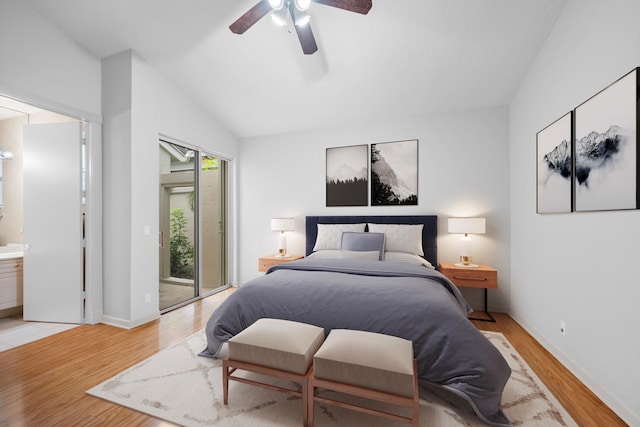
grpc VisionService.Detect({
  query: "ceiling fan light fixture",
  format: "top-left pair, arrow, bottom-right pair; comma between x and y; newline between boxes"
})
270,8 -> 288,26
294,11 -> 310,26
294,0 -> 311,11
268,0 -> 285,10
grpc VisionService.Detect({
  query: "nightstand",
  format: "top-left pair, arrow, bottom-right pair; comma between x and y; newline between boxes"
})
258,254 -> 304,272
438,262 -> 497,322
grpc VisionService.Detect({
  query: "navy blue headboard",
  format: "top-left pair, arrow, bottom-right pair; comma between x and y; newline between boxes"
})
305,215 -> 438,267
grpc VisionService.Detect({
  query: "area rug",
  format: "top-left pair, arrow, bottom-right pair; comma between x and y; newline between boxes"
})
87,330 -> 577,427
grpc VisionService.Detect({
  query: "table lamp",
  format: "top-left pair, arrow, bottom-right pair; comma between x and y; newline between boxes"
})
447,217 -> 486,267
271,218 -> 295,257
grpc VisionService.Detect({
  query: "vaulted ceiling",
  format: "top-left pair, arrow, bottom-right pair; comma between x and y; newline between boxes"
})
25,0 -> 567,138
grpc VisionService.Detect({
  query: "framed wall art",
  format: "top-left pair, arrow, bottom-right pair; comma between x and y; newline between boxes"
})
536,111 -> 573,213
371,139 -> 418,206
573,67 -> 639,212
326,144 -> 368,207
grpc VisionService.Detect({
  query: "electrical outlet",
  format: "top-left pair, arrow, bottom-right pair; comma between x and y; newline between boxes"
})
560,320 -> 566,336
144,292 -> 151,304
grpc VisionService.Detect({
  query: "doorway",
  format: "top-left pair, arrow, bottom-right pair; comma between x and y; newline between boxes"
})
0,94 -> 100,326
158,139 -> 228,312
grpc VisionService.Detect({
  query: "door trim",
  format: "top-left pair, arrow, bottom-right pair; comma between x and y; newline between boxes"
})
0,88 -> 103,324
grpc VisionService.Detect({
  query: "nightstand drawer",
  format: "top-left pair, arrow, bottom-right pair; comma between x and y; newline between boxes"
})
438,263 -> 497,289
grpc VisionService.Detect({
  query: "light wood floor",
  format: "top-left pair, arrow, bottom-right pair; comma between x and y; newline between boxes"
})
0,289 -> 627,427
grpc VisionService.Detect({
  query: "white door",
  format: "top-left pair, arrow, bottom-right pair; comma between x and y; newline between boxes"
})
22,122 -> 83,323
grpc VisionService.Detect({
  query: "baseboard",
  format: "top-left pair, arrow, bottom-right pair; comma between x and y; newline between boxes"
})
0,305 -> 23,318
508,311 -> 639,427
84,308 -> 103,325
101,312 -> 160,330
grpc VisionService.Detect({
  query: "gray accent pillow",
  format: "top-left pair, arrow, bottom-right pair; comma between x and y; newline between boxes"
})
340,232 -> 385,261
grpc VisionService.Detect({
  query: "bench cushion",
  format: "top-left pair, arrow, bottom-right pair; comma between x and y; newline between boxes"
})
313,329 -> 415,397
228,318 -> 325,375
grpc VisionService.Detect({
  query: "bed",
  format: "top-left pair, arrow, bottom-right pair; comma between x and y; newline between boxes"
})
201,215 -> 511,426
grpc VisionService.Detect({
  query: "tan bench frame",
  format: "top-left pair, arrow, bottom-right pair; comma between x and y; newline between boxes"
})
223,357 -> 311,426
307,359 -> 420,427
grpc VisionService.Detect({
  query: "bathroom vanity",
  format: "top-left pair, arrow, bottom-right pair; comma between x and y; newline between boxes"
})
0,250 -> 23,316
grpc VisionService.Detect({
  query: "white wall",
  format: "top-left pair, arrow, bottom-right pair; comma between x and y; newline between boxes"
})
101,51 -> 133,324
0,0 -> 100,115
102,50 -> 240,327
238,106 -> 511,312
509,1 -> 640,424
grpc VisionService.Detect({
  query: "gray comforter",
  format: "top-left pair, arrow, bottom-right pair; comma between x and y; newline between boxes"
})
201,258 -> 511,426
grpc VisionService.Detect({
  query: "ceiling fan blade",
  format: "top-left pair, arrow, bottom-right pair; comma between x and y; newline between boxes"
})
312,0 -> 372,15
229,0 -> 272,34
294,22 -> 318,55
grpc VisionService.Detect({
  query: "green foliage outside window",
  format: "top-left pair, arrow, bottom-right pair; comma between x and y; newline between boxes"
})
170,208 -> 194,279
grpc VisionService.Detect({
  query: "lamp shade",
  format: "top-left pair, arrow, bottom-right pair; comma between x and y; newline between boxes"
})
448,218 -> 486,235
271,218 -> 295,232
295,0 -> 311,10
268,0 -> 285,10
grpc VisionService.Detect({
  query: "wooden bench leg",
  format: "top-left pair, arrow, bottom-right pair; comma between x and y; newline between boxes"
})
307,377 -> 315,427
302,373 -> 309,427
222,357 -> 229,405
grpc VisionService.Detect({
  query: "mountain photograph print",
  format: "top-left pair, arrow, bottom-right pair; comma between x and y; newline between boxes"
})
537,112 -> 573,213
326,144 -> 368,206
371,139 -> 418,206
574,67 -> 639,212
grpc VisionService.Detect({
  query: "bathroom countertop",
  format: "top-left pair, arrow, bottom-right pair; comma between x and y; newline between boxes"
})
0,244 -> 23,260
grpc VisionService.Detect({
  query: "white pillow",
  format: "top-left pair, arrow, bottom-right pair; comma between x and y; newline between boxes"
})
384,251 -> 434,269
367,223 -> 424,256
312,223 -> 366,251
338,250 -> 380,260
306,250 -> 341,259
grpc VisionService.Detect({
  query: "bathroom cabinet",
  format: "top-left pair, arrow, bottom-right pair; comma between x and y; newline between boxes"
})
0,257 -> 23,311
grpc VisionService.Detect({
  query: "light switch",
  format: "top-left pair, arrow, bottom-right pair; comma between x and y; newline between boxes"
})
144,225 -> 150,235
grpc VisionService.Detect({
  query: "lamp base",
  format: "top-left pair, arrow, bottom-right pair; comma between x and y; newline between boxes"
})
456,255 -> 478,268
276,233 -> 287,257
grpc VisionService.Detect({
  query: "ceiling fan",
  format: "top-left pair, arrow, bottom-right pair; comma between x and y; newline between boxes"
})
229,0 -> 372,55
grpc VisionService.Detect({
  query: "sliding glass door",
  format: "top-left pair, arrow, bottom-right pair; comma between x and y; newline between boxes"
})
199,154 -> 227,294
159,140 -> 228,312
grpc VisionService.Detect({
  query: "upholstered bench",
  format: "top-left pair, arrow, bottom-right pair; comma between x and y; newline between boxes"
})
223,318 -> 325,426
308,329 -> 419,427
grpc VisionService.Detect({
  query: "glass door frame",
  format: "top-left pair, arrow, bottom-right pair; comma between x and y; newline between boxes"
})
159,136 -> 230,313
198,153 -> 228,297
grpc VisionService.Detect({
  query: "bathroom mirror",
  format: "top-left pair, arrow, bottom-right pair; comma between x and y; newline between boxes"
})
1,102 -> 31,209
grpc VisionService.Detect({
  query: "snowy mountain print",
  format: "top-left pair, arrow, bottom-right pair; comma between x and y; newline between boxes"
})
371,140 -> 418,205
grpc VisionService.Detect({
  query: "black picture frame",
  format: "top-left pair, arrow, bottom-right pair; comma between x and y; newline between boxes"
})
573,67 -> 640,212
536,111 -> 573,213
325,144 -> 368,207
371,139 -> 418,206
